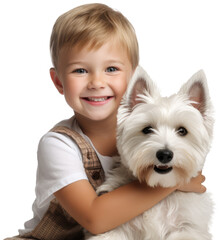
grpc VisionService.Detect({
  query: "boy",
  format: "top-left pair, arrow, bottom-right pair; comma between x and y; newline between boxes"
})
6,3 -> 206,240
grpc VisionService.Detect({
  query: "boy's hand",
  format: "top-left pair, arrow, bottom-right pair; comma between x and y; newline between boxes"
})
177,171 -> 206,193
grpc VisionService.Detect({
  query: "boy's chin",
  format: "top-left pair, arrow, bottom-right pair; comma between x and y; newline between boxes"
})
75,112 -> 116,123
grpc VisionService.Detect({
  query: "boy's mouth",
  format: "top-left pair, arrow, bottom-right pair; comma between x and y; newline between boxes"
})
82,96 -> 113,102
81,96 -> 114,105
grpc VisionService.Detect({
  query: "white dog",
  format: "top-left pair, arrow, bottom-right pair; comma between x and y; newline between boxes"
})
86,67 -> 214,240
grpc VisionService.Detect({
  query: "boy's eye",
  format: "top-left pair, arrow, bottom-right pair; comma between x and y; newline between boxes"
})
73,68 -> 87,74
106,66 -> 118,72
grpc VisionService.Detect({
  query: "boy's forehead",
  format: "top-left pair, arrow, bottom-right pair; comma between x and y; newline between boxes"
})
60,40 -> 130,63
64,37 -> 122,52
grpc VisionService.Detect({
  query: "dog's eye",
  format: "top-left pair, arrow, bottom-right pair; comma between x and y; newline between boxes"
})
177,127 -> 188,136
142,126 -> 153,134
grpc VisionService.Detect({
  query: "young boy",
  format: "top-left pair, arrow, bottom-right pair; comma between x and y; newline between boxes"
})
7,3 -> 206,240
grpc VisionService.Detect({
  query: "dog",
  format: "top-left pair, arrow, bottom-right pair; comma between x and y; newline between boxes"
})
86,66 -> 214,240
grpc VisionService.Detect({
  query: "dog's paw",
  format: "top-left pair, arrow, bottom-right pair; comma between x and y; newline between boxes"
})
96,184 -> 114,195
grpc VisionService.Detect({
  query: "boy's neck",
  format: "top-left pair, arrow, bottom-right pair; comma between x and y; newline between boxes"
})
75,113 -> 118,156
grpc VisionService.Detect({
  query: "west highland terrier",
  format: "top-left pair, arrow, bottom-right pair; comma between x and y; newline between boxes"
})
86,66 -> 214,240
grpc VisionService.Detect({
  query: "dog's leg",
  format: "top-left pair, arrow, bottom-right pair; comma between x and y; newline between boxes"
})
166,230 -> 212,240
96,163 -> 134,195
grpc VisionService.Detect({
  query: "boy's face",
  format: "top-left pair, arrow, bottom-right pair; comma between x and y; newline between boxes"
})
50,41 -> 133,123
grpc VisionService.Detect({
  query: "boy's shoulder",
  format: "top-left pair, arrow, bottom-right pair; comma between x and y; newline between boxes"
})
38,115 -> 82,155
55,116 -> 75,129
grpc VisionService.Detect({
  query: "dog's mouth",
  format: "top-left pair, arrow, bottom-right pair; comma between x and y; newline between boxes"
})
154,165 -> 173,174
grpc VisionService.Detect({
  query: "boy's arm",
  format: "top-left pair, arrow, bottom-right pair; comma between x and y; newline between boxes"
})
54,172 -> 205,234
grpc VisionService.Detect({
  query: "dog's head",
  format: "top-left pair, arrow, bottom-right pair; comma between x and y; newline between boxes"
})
117,66 -> 214,187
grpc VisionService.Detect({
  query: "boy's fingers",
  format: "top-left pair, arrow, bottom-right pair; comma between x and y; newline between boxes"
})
201,175 -> 206,183
200,185 -> 207,193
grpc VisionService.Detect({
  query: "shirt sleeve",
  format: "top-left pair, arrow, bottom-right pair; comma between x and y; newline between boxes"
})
35,131 -> 88,207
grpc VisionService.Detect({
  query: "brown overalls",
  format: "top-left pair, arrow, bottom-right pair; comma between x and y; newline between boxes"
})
5,126 -> 105,240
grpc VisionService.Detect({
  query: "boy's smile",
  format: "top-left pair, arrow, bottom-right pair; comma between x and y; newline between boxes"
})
81,96 -> 113,106
50,40 -> 133,123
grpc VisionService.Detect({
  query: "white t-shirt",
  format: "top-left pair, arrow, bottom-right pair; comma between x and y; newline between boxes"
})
19,116 -> 115,235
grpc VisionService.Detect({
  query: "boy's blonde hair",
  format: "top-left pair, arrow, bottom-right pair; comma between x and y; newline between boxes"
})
50,3 -> 139,70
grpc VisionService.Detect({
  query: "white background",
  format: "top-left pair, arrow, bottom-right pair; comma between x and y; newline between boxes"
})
0,0 -> 218,238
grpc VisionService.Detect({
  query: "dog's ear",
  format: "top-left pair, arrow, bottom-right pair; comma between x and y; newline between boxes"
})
127,66 -> 160,109
178,70 -> 211,116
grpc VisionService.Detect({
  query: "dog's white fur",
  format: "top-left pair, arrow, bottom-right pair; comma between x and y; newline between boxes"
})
86,67 -> 214,240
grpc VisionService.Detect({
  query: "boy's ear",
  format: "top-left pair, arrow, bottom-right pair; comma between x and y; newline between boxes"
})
50,68 -> 64,95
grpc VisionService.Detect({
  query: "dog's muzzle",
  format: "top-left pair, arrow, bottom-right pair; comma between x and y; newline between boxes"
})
154,149 -> 173,174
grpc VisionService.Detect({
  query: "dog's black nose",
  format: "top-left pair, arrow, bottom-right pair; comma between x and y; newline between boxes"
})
156,149 -> 173,163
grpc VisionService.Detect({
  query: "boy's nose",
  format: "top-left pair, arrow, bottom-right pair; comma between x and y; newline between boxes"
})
87,74 -> 106,89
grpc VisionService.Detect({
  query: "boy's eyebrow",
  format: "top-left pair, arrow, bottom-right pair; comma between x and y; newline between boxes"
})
66,59 -> 125,67
104,59 -> 125,66
66,61 -> 85,67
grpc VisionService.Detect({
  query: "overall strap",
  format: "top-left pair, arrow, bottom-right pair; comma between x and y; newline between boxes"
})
4,125 -> 106,240
50,125 -> 105,190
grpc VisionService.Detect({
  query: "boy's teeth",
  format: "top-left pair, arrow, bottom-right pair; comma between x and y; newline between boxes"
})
87,97 -> 108,102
